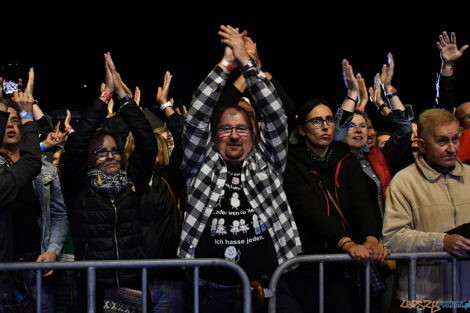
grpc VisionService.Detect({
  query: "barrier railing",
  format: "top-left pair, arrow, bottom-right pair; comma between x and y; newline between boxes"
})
268,252 -> 470,313
0,258 -> 252,313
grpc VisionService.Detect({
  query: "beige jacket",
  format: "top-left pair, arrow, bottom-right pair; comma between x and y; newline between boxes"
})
383,155 -> 470,301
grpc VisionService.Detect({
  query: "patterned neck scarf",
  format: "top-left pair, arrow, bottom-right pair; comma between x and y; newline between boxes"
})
87,168 -> 132,198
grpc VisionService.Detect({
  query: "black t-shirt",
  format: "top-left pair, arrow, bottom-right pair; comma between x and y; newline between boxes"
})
196,163 -> 278,285
11,182 -> 41,258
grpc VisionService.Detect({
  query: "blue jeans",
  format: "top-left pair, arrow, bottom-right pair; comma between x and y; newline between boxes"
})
149,280 -> 188,313
15,270 -> 55,313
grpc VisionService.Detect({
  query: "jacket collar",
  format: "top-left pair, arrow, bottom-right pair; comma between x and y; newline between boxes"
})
416,154 -> 465,182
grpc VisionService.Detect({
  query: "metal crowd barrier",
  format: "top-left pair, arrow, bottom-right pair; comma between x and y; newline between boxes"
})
0,258 -> 252,313
268,252 -> 470,313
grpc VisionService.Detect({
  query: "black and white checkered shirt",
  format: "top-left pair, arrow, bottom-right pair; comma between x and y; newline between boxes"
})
177,65 -> 302,264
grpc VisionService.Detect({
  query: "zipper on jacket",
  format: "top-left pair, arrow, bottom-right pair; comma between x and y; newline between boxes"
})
444,176 -> 458,226
110,198 -> 121,288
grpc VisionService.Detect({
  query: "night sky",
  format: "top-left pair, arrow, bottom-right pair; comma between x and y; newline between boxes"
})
2,3 -> 470,128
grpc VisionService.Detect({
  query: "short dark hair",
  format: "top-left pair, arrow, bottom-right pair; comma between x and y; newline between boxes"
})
210,103 -> 254,136
296,98 -> 332,126
88,128 -> 126,168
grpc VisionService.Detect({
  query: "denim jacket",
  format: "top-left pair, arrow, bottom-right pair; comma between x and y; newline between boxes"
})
0,155 -> 69,256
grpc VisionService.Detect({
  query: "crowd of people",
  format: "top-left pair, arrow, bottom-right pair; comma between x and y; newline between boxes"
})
1,26 -> 470,313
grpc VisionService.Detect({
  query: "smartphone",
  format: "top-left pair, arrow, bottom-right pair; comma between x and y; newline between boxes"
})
1,63 -> 20,95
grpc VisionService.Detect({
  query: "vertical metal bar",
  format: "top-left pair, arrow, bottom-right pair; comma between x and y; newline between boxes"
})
194,266 -> 199,313
364,262 -> 370,313
452,258 -> 457,313
408,258 -> 416,301
319,262 -> 324,313
242,276 -> 251,313
142,268 -> 148,313
36,270 -> 42,313
88,267 -> 96,313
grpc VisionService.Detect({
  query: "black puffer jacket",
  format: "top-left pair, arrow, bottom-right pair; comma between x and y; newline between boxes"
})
61,99 -> 156,288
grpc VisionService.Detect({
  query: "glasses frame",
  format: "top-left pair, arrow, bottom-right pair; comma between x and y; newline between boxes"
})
306,116 -> 337,129
216,125 -> 252,137
92,148 -> 123,161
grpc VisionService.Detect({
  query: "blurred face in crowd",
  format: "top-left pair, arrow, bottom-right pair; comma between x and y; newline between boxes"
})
345,114 -> 368,154
366,117 -> 376,149
92,135 -> 122,174
411,122 -> 419,150
52,150 -> 62,168
376,134 -> 391,148
419,121 -> 460,170
214,107 -> 254,165
299,104 -> 334,155
2,107 -> 22,149
455,102 -> 470,129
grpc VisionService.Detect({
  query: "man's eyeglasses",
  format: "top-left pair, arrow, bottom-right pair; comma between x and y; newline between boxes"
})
216,125 -> 251,137
306,116 -> 336,128
92,148 -> 123,161
8,117 -> 21,126
347,122 -> 368,129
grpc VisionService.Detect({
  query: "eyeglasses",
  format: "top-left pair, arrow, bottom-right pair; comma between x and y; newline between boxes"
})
8,117 -> 21,126
216,125 -> 251,137
347,122 -> 368,129
306,116 -> 336,128
92,148 -> 123,161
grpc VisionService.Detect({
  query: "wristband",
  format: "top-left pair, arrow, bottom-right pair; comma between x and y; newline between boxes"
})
219,59 -> 236,72
160,101 -> 173,111
378,103 -> 389,111
100,92 -> 113,101
442,64 -> 454,72
40,142 -> 47,151
345,95 -> 358,105
118,95 -> 132,105
240,59 -> 257,73
385,91 -> 398,100
65,125 -> 73,131
354,106 -> 365,112
20,112 -> 34,119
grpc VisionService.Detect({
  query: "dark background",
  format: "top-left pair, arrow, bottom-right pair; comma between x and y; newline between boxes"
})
2,2 -> 470,128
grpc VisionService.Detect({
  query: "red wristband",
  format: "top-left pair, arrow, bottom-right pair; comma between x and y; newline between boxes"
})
442,64 -> 454,72
388,87 -> 397,94
355,106 -> 365,112
219,59 -> 236,72
100,92 -> 113,101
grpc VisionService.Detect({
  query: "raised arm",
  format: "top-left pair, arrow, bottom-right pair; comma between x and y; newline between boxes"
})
61,53 -> 114,193
435,31 -> 468,111
219,25 -> 288,172
378,53 -> 412,168
105,53 -> 156,194
182,30 -> 234,180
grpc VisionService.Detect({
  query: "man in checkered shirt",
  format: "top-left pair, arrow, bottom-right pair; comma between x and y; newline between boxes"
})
177,25 -> 302,312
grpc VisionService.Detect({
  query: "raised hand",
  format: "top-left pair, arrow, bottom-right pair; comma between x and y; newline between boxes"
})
357,73 -> 368,109
64,109 -> 73,131
218,25 -> 250,66
103,53 -> 115,95
134,86 -> 141,106
24,67 -> 35,98
12,90 -> 34,114
342,59 -> 359,93
437,31 -> 469,64
156,71 -> 173,105
243,36 -> 261,66
380,53 -> 395,91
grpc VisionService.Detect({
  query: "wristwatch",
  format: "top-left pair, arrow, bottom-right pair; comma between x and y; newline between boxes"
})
160,101 -> 173,111
240,59 -> 257,72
